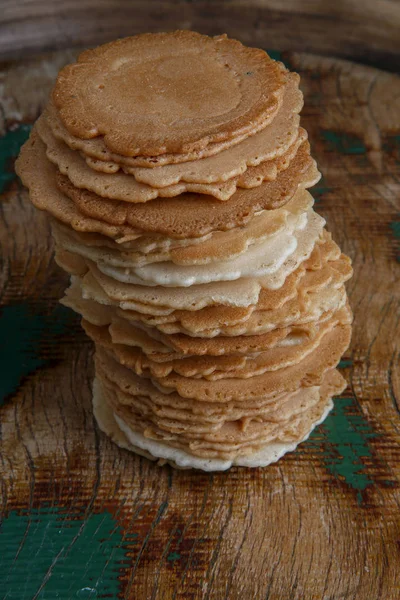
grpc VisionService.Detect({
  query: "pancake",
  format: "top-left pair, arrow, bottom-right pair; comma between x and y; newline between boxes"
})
17,131 -> 320,240
62,278 -> 298,356
93,210 -> 310,287
92,322 -> 351,406
47,101 -> 277,169
98,363 -> 320,425
15,133 -> 141,241
101,372 -> 321,433
52,31 -> 287,157
92,368 -> 346,466
51,188 -> 314,267
46,71 -> 302,174
95,348 -> 347,421
115,238 -> 351,336
58,211 -> 324,314
61,261 -> 351,357
207,284 -> 348,338
113,389 -> 332,457
56,140 -> 320,238
108,317 -> 312,358
60,233 -> 351,340
103,369 -> 339,442
38,114 -> 307,202
91,372 -> 340,469
82,304 -> 351,380
146,322 -> 351,402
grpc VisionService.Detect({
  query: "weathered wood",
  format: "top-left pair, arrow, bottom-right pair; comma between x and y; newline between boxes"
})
1,1 -> 400,71
0,49 -> 399,599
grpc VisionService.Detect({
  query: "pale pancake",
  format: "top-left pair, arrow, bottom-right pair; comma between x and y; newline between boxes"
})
51,188 -> 314,267
94,211 -> 310,287
60,232 -> 351,336
119,244 -> 351,336
203,285 -> 348,338
61,268 -> 351,358
62,280 -> 297,356
53,32 -> 287,156
108,268 -> 303,329
92,375 -> 338,470
38,114 -> 307,202
92,368 -> 345,464
63,212 -> 324,312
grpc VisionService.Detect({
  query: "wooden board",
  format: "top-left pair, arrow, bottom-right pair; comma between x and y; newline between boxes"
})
1,0 -> 400,71
0,48 -> 399,599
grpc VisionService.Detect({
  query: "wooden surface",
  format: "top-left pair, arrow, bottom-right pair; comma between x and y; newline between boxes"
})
0,48 -> 400,599
2,0 -> 400,71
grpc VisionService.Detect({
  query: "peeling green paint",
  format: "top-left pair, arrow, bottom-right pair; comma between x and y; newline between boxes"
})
0,303 -> 78,404
321,130 -> 367,154
390,220 -> 400,262
0,125 -> 31,193
338,358 -> 353,369
167,551 -> 181,562
0,507 -> 127,599
267,49 -> 291,70
308,396 -> 377,503
308,91 -> 322,104
312,176 -> 333,203
383,134 -> 400,157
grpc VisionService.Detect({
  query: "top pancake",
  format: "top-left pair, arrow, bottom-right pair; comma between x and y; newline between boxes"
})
46,71 -> 302,179
52,31 -> 287,157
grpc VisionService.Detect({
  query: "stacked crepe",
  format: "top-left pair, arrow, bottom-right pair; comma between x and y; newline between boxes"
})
16,31 -> 353,470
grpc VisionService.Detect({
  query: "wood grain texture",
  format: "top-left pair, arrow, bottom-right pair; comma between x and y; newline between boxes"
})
1,0 -> 400,71
0,48 -> 399,599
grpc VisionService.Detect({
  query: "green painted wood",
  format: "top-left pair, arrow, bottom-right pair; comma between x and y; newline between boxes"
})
1,508 -> 128,599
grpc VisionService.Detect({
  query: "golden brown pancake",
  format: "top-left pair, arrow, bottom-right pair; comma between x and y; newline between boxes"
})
56,141 -> 319,237
38,114 -> 307,202
82,304 -> 351,380
46,71 -> 301,171
51,188 -> 313,267
53,31 -> 287,157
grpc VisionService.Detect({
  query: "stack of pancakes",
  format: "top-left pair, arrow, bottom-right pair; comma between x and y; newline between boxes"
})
16,31 -> 353,470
